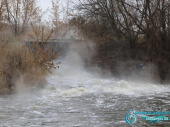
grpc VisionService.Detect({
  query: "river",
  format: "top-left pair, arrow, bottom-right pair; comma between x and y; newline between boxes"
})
0,47 -> 170,127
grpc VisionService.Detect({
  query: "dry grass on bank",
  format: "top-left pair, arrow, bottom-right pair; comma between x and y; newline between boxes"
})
0,1 -> 60,94
0,32 -> 60,94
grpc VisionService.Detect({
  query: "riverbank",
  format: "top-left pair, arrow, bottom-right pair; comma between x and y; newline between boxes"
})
83,40 -> 170,84
0,40 -> 59,94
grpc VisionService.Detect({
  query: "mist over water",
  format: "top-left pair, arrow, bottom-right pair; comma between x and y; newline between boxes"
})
48,43 -> 170,96
0,42 -> 170,126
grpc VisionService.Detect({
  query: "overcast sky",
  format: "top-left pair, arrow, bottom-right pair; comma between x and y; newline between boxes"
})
37,0 -> 52,21
37,0 -> 69,21
38,0 -> 52,12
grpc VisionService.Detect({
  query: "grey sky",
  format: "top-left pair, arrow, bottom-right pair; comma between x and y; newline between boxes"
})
37,0 -> 68,21
38,0 -> 52,12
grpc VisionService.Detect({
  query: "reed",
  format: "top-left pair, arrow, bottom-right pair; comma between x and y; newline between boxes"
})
0,24 -> 60,94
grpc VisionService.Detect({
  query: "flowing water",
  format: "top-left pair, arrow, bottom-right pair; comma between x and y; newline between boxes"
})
0,48 -> 170,127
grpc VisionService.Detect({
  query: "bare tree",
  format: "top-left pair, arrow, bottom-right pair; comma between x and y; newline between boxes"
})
73,0 -> 170,81
0,1 -> 4,30
4,0 -> 41,35
118,0 -> 170,80
51,0 -> 60,27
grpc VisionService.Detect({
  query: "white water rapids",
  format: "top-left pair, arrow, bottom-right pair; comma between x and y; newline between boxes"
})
0,46 -> 170,127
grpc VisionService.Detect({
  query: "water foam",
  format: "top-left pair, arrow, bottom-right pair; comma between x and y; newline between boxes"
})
46,44 -> 170,97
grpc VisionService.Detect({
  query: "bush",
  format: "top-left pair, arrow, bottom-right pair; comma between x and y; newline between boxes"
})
0,37 -> 60,94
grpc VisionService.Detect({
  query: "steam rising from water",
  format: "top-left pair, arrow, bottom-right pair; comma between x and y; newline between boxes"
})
1,41 -> 170,127
46,43 -> 170,97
